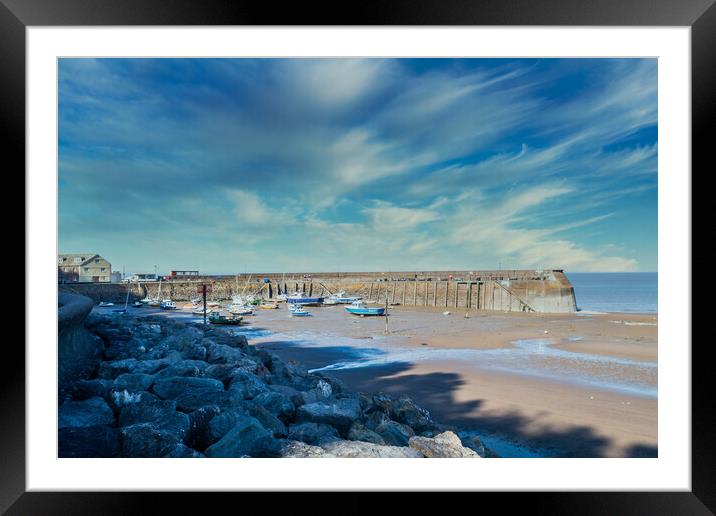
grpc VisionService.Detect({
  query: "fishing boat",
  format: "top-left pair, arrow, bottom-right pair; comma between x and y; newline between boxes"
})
160,299 -> 178,310
322,297 -> 339,305
192,306 -> 206,315
139,296 -> 153,304
289,306 -> 311,317
276,293 -> 288,302
132,301 -> 144,308
286,292 -> 324,306
208,311 -> 243,325
228,304 -> 254,316
344,300 -> 386,316
259,302 -> 279,309
327,291 -> 362,304
98,301 -> 114,307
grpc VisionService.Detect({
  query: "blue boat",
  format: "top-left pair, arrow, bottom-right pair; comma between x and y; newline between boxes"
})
344,300 -> 386,316
286,292 -> 324,306
290,306 -> 312,317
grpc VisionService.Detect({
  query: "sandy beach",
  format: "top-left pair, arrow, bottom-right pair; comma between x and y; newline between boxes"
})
103,302 -> 658,457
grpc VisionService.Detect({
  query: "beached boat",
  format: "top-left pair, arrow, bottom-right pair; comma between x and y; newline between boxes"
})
289,306 -> 311,317
286,292 -> 324,306
98,301 -> 114,307
322,298 -> 339,305
192,306 -> 207,315
132,301 -> 144,308
228,304 -> 254,315
160,299 -> 178,310
208,311 -> 243,325
276,293 -> 288,302
327,291 -> 362,304
344,300 -> 386,316
259,302 -> 279,309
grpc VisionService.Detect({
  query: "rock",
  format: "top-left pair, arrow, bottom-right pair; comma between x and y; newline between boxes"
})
287,422 -> 340,445
277,440 -> 335,458
162,327 -> 206,361
108,389 -> 158,413
113,373 -> 155,393
162,443 -> 205,458
391,396 -> 433,431
131,358 -> 174,375
203,364 -> 239,384
320,440 -> 423,458
186,405 -> 221,451
298,380 -> 333,405
228,370 -> 269,400
71,379 -> 111,401
120,423 -> 186,458
250,405 -> 288,438
296,398 -> 361,434
371,392 -> 393,414
59,397 -> 115,428
153,360 -> 207,379
152,377 -> 225,399
98,358 -> 138,379
152,377 -> 227,412
408,431 -> 480,458
207,408 -> 252,444
250,392 -> 295,422
59,425 -> 120,457
375,420 -> 415,447
364,409 -> 391,431
347,422 -> 386,445
207,343 -> 246,365
205,416 -> 278,457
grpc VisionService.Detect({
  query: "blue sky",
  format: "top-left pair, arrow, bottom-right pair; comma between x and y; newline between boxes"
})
58,58 -> 657,274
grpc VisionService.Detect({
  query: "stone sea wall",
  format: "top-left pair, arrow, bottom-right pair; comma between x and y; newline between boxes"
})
58,299 -> 494,458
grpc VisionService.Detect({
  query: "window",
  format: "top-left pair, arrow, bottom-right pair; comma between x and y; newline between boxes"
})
84,268 -> 89,272
101,268 -> 106,272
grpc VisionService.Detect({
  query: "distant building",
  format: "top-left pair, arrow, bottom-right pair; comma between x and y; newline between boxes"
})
111,271 -> 123,283
58,253 -> 112,283
167,270 -> 199,280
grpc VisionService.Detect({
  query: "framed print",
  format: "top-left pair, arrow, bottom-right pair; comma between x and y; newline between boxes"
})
6,0 -> 708,512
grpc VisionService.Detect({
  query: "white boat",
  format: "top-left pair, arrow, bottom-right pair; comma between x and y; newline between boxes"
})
98,301 -> 114,307
228,304 -> 254,315
192,306 -> 207,315
160,299 -> 178,310
276,293 -> 288,301
327,291 -> 362,304
290,306 -> 311,317
344,300 -> 386,316
322,298 -> 339,305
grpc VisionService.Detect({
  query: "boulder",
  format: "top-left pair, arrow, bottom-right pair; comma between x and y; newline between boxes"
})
228,371 -> 269,400
347,422 -> 386,445
98,358 -> 139,380
153,360 -> 207,379
120,423 -> 186,458
207,408 -> 252,444
371,392 -> 394,414
287,422 -> 339,445
364,409 -> 391,431
277,440 -> 335,458
117,397 -> 189,443
391,396 -> 433,431
375,420 -> 415,447
162,443 -> 205,458
58,425 -> 120,458
152,376 -> 227,412
320,440 -> 423,458
59,397 -> 115,429
187,405 -> 221,451
71,379 -> 111,401
297,380 -> 333,405
113,373 -> 155,393
107,389 -> 158,413
296,398 -> 361,434
203,364 -> 239,384
250,405 -> 288,438
204,416 -> 278,458
250,392 -> 295,422
206,343 -> 246,365
408,431 -> 480,458
162,327 -> 206,360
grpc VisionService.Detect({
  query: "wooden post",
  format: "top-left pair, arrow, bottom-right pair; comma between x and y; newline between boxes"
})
433,281 -> 437,306
309,283 -> 313,296
268,283 -> 273,299
454,283 -> 459,308
391,281 -> 396,304
402,281 -> 407,305
202,284 -> 207,325
375,282 -> 382,303
412,280 -> 417,306
368,283 -> 373,301
445,281 -> 449,307
423,281 -> 428,306
284,282 -> 288,294
467,282 -> 472,308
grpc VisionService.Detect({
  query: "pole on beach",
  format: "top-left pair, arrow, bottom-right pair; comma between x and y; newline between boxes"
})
384,295 -> 389,334
202,284 -> 207,325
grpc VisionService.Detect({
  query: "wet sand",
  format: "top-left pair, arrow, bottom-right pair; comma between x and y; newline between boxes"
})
102,303 -> 658,457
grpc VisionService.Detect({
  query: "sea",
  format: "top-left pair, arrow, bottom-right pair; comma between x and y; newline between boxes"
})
568,272 -> 657,314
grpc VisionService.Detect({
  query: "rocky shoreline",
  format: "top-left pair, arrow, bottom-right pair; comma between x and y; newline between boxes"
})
59,302 -> 493,458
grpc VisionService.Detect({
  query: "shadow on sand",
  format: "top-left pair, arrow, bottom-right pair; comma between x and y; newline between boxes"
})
255,340 -> 657,458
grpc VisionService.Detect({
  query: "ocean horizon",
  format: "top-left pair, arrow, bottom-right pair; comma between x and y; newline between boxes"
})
568,272 -> 657,313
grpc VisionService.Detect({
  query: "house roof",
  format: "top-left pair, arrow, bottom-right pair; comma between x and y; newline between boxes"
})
58,253 -> 103,266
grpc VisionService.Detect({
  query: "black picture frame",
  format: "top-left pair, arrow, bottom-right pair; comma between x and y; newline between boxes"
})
5,0 -> 707,512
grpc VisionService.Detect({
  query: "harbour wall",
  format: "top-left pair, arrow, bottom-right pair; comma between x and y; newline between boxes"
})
60,269 -> 577,313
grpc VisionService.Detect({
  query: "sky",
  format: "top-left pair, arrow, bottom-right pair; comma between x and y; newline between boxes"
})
58,58 -> 657,275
